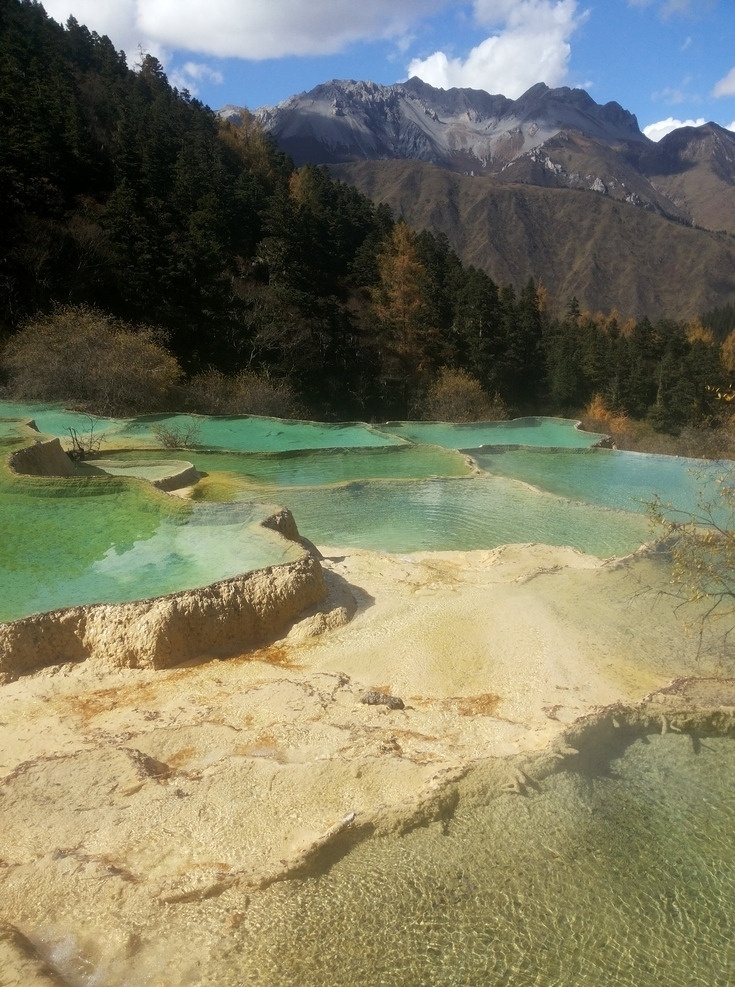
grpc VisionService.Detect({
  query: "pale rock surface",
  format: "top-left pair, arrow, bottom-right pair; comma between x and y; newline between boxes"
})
0,541 -> 730,985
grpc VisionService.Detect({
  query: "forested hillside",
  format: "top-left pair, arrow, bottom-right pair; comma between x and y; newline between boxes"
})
1,0 -> 735,435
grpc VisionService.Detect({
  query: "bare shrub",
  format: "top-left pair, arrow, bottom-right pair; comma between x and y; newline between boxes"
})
66,415 -> 103,460
151,421 -> 202,449
186,368 -> 300,418
1,305 -> 182,416
419,367 -> 508,422
649,465 -> 735,642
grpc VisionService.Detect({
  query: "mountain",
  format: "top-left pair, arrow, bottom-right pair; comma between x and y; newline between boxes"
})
243,78 -> 735,229
328,158 -> 735,321
639,122 -> 735,234
246,77 -> 643,170
219,79 -> 735,318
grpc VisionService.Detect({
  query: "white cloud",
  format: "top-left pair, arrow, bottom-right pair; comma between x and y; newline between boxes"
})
406,0 -> 584,97
40,0 -> 448,59
643,116 -> 706,141
41,0 -> 156,58
713,67 -> 735,98
169,62 -> 224,96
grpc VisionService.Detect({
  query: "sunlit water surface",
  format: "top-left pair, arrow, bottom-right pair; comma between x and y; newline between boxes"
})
0,402 -> 727,619
219,732 -> 735,987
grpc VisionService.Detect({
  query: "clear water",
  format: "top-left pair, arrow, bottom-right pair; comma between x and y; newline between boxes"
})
250,476 -> 652,556
104,448 -> 651,555
0,469 -> 299,623
475,446 -> 726,519
381,416 -> 606,449
224,731 -> 735,987
0,401 -> 727,620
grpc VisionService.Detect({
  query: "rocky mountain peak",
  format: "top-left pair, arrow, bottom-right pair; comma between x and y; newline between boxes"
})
244,77 -> 650,175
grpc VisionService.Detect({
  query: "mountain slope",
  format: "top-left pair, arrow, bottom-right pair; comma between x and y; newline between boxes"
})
221,77 -> 735,316
245,77 -> 735,234
640,122 -> 735,233
330,159 -> 735,320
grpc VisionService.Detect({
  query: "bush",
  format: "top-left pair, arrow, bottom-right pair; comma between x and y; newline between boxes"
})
649,465 -> 735,642
151,422 -> 202,449
1,305 -> 182,415
419,367 -> 508,422
185,368 -> 301,418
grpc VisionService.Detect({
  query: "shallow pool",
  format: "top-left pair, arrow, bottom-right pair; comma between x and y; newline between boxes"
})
0,402 -> 727,620
0,469 -> 300,623
230,730 -> 735,986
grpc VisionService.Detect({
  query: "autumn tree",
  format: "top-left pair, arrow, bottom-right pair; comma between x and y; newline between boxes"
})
372,221 -> 443,412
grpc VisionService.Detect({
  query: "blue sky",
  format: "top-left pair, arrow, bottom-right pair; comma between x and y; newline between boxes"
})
40,0 -> 735,140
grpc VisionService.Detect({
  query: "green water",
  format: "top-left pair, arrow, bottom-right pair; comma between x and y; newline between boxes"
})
0,468 -> 299,623
0,401 -> 728,620
251,476 -> 652,556
225,731 -> 735,987
381,416 -> 606,449
475,446 -> 725,519
0,402 -> 406,451
0,404 -> 606,452
106,448 -> 650,555
113,444 -> 473,489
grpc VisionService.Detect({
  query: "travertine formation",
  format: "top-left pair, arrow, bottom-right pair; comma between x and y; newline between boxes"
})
2,429 -> 733,986
8,437 -> 76,477
0,542 -> 731,986
0,549 -> 330,684
2,439 -> 342,683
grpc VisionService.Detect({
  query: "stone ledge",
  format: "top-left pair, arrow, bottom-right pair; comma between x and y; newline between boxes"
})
0,512 -> 331,684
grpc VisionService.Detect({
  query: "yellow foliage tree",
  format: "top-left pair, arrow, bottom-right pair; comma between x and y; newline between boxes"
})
373,221 -> 430,351
720,328 -> 735,379
420,367 -> 508,422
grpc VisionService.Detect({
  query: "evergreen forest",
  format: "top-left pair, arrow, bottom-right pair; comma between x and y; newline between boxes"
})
2,0 -> 735,439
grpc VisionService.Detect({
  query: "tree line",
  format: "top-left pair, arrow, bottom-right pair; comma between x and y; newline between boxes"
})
1,0 -> 735,429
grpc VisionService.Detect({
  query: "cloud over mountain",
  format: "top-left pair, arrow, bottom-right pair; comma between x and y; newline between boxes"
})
407,0 -> 585,97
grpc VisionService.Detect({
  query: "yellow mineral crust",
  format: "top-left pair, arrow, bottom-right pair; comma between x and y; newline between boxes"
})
0,540 -> 729,985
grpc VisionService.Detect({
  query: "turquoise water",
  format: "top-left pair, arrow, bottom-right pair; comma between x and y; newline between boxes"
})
227,730 -> 735,987
381,416 -> 607,449
0,402 -> 405,451
0,401 -> 728,620
474,446 -> 726,519
0,403 -> 606,452
0,471 -> 299,622
104,447 -> 652,555
252,476 -> 652,556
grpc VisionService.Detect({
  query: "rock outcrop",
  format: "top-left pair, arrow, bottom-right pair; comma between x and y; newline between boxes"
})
0,547 -> 328,684
8,437 -> 75,477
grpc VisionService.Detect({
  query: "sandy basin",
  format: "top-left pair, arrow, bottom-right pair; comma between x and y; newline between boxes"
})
0,540 -> 733,985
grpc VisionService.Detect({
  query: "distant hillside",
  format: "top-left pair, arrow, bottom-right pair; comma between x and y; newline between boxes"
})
639,123 -> 735,235
329,159 -> 735,320
245,77 -> 735,235
220,78 -> 735,318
